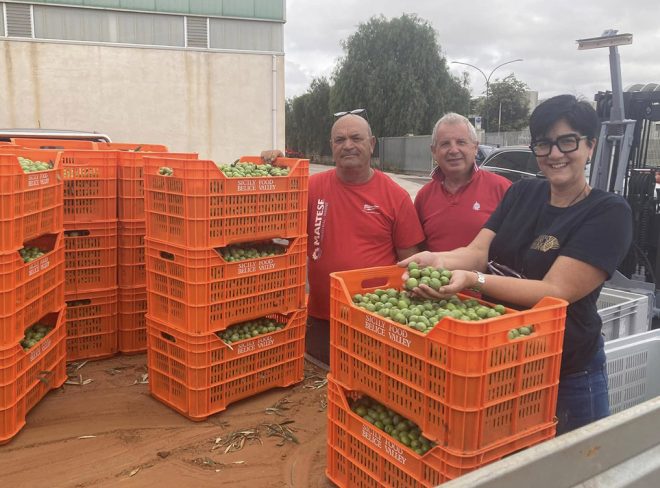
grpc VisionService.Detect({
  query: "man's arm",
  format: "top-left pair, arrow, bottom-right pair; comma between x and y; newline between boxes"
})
395,245 -> 421,261
260,150 -> 284,163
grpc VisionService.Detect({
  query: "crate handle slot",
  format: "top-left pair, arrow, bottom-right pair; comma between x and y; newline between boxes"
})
159,251 -> 175,261
161,332 -> 176,343
64,230 -> 91,237
361,276 -> 390,289
66,299 -> 92,307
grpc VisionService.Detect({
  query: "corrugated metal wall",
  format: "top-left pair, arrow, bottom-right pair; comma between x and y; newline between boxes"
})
6,0 -> 285,20
33,5 -> 185,46
2,2 -> 284,52
209,17 -> 282,52
0,5 -> 5,37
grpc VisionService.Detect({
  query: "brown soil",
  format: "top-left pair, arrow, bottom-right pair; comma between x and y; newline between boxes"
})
0,355 -> 333,488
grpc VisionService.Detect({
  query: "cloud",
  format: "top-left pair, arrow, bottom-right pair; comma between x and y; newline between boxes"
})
284,0 -> 660,101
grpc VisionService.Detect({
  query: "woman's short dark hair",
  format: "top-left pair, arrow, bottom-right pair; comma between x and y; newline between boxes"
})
529,94 -> 599,142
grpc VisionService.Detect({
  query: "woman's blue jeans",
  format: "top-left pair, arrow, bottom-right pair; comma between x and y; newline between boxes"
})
556,336 -> 609,435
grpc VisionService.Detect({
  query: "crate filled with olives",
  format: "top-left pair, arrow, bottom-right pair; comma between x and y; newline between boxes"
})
330,265 -> 567,453
143,155 -> 308,248
145,237 -> 306,334
146,309 -> 306,421
0,233 -> 65,348
0,309 -> 67,445
0,149 -> 63,250
326,375 -> 556,488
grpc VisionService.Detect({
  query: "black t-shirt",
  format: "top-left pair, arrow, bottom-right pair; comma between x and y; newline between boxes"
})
485,179 -> 632,375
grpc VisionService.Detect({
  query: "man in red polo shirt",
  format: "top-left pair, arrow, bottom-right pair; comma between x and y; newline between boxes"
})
261,114 -> 424,369
415,113 -> 511,251
305,113 -> 424,367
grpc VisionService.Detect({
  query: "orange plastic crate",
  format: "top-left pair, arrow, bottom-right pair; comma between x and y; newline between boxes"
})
326,376 -> 555,488
145,236 -> 306,334
143,156 -> 308,248
65,288 -> 118,361
117,220 -> 146,287
61,149 -> 118,224
330,266 -> 566,453
64,221 -> 118,294
0,233 -> 65,348
0,149 -> 63,250
0,309 -> 67,445
118,286 -> 147,354
10,138 -> 97,150
96,142 -> 169,152
147,309 -> 305,420
117,152 -> 197,221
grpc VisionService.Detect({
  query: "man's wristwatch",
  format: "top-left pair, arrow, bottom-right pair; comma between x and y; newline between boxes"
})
472,271 -> 486,291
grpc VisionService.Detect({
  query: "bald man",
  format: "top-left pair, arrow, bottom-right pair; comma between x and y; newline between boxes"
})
304,114 -> 424,368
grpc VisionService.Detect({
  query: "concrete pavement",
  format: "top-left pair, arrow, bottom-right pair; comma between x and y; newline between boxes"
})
309,163 -> 430,199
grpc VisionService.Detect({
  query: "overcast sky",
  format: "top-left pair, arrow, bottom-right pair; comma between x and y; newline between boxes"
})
284,0 -> 660,102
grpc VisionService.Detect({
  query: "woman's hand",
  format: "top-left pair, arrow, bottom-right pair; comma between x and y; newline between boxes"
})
398,251 -> 444,270
411,270 -> 478,299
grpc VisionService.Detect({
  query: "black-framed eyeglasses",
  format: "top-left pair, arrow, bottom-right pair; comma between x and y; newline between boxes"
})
529,134 -> 587,157
333,108 -> 369,122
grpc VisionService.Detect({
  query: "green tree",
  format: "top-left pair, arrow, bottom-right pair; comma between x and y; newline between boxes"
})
330,14 -> 470,137
473,74 -> 529,132
285,77 -> 332,156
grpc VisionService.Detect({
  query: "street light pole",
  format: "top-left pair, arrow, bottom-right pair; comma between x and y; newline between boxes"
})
451,58 -> 523,143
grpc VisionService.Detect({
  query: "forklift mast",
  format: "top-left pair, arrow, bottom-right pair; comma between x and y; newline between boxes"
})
594,83 -> 660,288
580,31 -> 660,301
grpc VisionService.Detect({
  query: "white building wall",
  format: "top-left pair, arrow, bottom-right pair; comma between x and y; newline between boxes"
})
0,39 -> 285,161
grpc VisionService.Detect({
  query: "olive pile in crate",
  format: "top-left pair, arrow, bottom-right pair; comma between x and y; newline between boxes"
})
350,395 -> 436,455
218,241 -> 286,262
216,161 -> 290,177
158,166 -> 174,176
21,323 -> 54,351
352,289 -> 506,333
216,317 -> 286,344
19,246 -> 47,263
18,156 -> 54,173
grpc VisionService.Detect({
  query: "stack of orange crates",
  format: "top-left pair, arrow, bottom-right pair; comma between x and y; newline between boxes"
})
326,266 -> 568,487
114,146 -> 198,354
60,148 -> 119,361
143,155 -> 309,420
0,148 -> 66,444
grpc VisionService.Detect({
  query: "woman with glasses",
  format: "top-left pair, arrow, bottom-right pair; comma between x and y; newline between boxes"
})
401,94 -> 632,434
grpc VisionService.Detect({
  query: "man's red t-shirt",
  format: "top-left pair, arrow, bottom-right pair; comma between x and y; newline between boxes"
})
414,168 -> 511,251
308,169 -> 425,320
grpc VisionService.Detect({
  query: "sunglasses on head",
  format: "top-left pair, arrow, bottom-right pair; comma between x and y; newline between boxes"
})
333,108 -> 369,122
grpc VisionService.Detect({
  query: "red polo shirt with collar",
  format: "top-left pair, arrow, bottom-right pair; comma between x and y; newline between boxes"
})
414,167 -> 511,251
307,169 -> 425,320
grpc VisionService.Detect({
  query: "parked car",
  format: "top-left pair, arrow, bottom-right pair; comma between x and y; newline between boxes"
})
479,146 -> 541,182
481,145 -> 594,183
476,144 -> 497,165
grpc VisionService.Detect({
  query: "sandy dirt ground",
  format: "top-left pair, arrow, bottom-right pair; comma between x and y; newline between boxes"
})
0,354 -> 333,488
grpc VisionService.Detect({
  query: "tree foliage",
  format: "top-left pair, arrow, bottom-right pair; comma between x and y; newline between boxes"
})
285,77 -> 332,157
330,14 -> 470,138
473,74 -> 530,132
